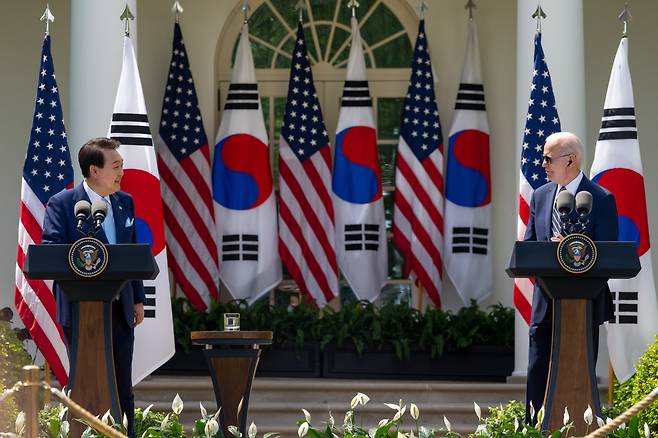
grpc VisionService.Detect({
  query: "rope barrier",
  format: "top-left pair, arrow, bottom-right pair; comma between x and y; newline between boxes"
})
585,386 -> 658,438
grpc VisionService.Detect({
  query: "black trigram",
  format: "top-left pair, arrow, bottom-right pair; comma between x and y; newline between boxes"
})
611,291 -> 638,324
110,113 -> 153,147
222,234 -> 259,261
598,107 -> 637,141
144,286 -> 156,319
340,81 -> 372,108
345,224 -> 379,251
454,83 -> 486,111
224,83 -> 259,110
452,227 -> 488,254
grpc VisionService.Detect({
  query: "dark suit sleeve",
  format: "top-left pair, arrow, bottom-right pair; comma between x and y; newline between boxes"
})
523,193 -> 538,242
594,192 -> 619,242
42,195 -> 69,244
126,196 -> 146,305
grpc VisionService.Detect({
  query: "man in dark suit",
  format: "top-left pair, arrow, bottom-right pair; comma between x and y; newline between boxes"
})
42,137 -> 144,437
523,132 -> 618,423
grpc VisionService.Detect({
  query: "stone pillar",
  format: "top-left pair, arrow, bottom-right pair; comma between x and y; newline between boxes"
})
69,0 -> 137,183
513,0 -> 588,380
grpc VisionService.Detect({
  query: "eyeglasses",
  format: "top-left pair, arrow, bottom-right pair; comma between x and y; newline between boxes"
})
542,153 -> 572,165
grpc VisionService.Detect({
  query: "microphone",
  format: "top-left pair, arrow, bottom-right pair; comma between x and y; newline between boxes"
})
575,191 -> 593,217
74,200 -> 91,230
556,190 -> 574,217
91,200 -> 108,230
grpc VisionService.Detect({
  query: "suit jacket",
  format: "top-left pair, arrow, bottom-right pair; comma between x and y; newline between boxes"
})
42,183 -> 145,327
524,174 -> 618,325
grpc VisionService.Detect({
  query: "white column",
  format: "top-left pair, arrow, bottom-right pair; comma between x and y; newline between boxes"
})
69,0 -> 137,183
513,0 -> 588,380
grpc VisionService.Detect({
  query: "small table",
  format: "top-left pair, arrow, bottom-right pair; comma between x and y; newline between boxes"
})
191,331 -> 272,437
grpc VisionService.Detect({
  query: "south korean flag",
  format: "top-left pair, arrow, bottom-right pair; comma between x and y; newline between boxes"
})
590,36 -> 658,383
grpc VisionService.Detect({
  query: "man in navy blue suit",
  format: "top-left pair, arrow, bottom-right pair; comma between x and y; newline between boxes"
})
523,132 -> 618,423
42,137 -> 144,437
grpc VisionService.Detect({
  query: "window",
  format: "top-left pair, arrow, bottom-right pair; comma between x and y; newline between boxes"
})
216,0 -> 422,305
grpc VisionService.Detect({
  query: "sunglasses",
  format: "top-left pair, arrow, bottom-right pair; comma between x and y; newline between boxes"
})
542,153 -> 572,165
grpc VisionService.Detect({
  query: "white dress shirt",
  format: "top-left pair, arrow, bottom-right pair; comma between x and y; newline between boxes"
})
83,181 -> 116,244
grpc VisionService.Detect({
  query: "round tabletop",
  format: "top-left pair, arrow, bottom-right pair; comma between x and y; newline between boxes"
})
191,330 -> 273,346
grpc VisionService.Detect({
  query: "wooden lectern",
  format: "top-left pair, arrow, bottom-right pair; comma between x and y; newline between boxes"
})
23,243 -> 157,436
192,331 -> 272,437
507,241 -> 639,435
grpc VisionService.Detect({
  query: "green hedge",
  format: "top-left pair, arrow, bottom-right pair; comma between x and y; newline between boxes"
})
172,298 -> 514,360
0,320 -> 32,432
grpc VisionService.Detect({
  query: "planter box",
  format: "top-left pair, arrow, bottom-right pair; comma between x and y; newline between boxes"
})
256,344 -> 321,378
154,343 -> 322,378
322,343 -> 513,381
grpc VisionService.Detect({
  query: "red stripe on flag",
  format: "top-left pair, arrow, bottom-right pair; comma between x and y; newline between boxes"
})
162,202 -> 218,299
301,150 -> 334,225
279,159 -> 338,273
20,202 -> 43,245
158,157 -> 218,264
513,284 -> 531,324
179,150 -> 214,213
422,154 -> 444,195
397,157 -> 444,235
166,253 -> 209,310
278,239 -> 312,302
14,289 -> 68,384
279,200 -> 335,302
518,194 -> 530,224
16,246 -> 58,317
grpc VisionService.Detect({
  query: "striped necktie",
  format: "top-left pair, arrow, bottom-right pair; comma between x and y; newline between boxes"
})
552,186 -> 566,237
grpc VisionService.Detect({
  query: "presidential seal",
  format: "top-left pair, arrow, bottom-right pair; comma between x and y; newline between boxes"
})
68,237 -> 109,278
557,233 -> 597,274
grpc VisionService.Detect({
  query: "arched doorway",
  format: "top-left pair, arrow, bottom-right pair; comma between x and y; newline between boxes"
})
215,0 -> 422,303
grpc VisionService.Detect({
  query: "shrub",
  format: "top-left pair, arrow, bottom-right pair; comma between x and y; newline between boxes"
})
614,335 -> 658,430
0,320 -> 32,432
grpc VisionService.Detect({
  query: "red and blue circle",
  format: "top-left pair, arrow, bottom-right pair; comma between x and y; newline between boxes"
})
446,129 -> 491,207
332,126 -> 382,204
593,168 -> 650,256
212,134 -> 273,210
121,169 -> 166,255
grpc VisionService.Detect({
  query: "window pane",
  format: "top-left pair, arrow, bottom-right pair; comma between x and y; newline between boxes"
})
251,38 -> 275,69
261,96 -> 271,137
329,27 -> 350,64
250,4 -> 288,48
274,97 -> 287,140
378,143 -> 396,187
315,25 -> 332,61
383,190 -> 394,230
269,0 -> 298,29
274,37 -> 295,69
311,0 -> 337,22
388,243 -> 406,280
271,141 -> 280,190
377,98 -> 404,140
372,35 -> 413,68
360,3 -> 403,46
303,24 -> 321,63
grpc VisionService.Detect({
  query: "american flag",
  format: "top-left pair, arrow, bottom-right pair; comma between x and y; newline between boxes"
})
15,35 -> 73,385
156,23 -> 218,311
514,32 -> 561,323
278,23 -> 338,305
392,20 -> 444,306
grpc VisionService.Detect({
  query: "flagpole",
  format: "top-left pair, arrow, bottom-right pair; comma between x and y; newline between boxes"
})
531,2 -> 546,33
464,0 -> 475,20
120,4 -> 135,37
40,4 -> 55,35
172,0 -> 183,24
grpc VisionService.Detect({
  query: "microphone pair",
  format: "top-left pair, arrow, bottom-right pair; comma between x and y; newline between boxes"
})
74,200 -> 109,233
555,190 -> 593,234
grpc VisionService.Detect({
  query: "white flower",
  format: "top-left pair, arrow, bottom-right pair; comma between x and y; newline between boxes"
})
619,422 -> 626,430
378,419 -> 389,427
583,405 -> 593,426
213,407 -> 222,420
205,418 -> 220,438
102,409 -> 114,425
393,410 -> 402,422
248,422 -> 258,438
123,413 -> 128,430
302,409 -> 312,423
15,411 -> 25,434
200,402 -> 208,418
397,431 -> 407,438
142,404 -> 153,420
228,425 -> 242,437
328,411 -> 335,428
473,402 -> 482,421
60,420 -> 69,436
172,393 -> 184,415
58,406 -> 68,421
606,417 -> 614,425
537,406 -> 545,425
350,392 -> 370,408
644,422 -> 651,438
385,403 -> 400,411
443,416 -> 451,433
344,410 -> 353,425
596,416 -> 605,428
475,424 -> 488,435
298,422 -> 309,437
529,401 -> 535,419
160,413 -> 170,430
563,406 -> 570,425
514,417 -> 519,432
410,403 -> 419,420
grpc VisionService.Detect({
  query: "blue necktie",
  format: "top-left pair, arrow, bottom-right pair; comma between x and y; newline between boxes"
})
551,186 -> 566,237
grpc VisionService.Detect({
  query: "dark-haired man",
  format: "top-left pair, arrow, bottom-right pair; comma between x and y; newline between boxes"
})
42,137 -> 144,437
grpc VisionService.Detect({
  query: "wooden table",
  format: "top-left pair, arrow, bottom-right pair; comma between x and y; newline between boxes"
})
191,331 -> 272,437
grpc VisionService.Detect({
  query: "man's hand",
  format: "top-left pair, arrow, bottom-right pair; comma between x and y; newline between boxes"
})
134,303 -> 145,326
550,233 -> 565,242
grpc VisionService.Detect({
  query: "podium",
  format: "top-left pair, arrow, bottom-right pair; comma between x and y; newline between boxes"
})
191,331 -> 272,438
507,241 -> 639,435
23,243 -> 157,434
